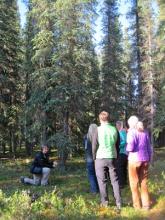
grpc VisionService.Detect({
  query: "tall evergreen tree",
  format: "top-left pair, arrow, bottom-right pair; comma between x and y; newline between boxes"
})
128,0 -> 156,138
22,0 -> 37,154
0,0 -> 22,156
122,30 -> 136,120
154,0 -> 165,136
24,0 -> 55,145
53,0 -> 99,129
23,0 -> 99,165
127,0 -> 141,110
137,1 -> 156,141
52,0 -> 99,166
100,0 -> 125,121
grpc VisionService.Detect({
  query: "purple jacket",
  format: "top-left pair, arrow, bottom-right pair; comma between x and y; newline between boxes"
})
126,128 -> 152,162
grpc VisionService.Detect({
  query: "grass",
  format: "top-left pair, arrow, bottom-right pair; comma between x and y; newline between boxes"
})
0,148 -> 165,219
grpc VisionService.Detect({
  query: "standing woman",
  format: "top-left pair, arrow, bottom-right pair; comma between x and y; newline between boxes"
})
84,124 -> 99,193
116,121 -> 128,188
127,117 -> 153,210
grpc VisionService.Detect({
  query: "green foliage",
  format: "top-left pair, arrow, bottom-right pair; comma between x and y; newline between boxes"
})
0,147 -> 165,219
154,0 -> 165,134
121,31 -> 137,119
137,0 -> 156,131
23,0 -> 100,159
100,0 -> 125,121
1,0 -> 165,156
48,132 -> 74,165
0,0 -> 23,155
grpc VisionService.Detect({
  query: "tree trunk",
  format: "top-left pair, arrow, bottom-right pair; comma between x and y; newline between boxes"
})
148,18 -> 155,147
40,111 -> 47,145
2,143 -> 6,155
135,0 -> 142,113
10,130 -> 16,158
25,140 -> 33,156
59,110 -> 70,171
64,111 -> 69,135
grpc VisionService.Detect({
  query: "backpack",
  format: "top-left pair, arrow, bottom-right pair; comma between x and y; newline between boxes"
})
30,165 -> 42,175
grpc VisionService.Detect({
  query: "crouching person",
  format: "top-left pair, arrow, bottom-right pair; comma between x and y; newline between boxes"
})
20,144 -> 57,186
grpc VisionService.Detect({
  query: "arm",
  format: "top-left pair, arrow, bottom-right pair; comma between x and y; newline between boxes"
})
126,129 -> 136,152
35,152 -> 53,168
44,154 -> 54,168
119,131 -> 127,149
92,129 -> 98,160
33,153 -> 42,167
115,130 -> 120,158
83,135 -> 88,150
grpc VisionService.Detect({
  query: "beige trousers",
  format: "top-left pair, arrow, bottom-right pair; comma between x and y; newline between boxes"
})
128,161 -> 150,209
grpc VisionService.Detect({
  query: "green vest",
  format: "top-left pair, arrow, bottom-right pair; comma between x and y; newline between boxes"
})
96,123 -> 117,159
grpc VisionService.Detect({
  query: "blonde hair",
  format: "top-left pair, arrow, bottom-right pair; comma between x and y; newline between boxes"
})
136,121 -> 144,132
128,115 -> 139,129
87,124 -> 97,142
99,111 -> 110,122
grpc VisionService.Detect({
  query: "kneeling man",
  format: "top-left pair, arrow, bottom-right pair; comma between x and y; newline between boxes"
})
20,145 -> 57,186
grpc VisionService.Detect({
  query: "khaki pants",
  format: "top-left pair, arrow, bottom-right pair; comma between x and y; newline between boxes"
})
128,161 -> 150,209
24,167 -> 51,186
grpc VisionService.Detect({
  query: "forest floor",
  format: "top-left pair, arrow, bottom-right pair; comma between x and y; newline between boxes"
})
0,147 -> 165,220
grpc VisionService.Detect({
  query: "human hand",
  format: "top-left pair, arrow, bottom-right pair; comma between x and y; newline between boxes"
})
53,161 -> 58,168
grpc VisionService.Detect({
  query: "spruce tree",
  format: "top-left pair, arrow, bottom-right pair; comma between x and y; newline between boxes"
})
127,0 -> 141,110
25,0 -> 55,145
137,0 -> 156,140
23,0 -> 37,154
0,0 -> 22,156
128,0 -> 156,137
100,0 -> 125,121
23,0 -> 99,165
52,0 -> 99,166
122,30 -> 136,120
154,0 -> 165,136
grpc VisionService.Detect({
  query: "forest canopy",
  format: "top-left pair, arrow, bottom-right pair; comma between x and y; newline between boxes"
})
0,0 -> 165,161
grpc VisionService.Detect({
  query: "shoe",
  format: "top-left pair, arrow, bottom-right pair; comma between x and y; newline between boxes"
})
91,192 -> 98,195
91,190 -> 99,194
115,204 -> 121,214
100,201 -> 109,207
20,176 -> 25,184
41,182 -> 49,186
119,185 -> 124,189
31,193 -> 39,202
142,206 -> 150,211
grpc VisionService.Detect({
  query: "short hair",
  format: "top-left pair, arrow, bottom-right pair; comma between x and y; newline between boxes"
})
99,111 -> 110,122
41,144 -> 48,149
128,115 -> 139,128
136,121 -> 144,132
116,121 -> 123,129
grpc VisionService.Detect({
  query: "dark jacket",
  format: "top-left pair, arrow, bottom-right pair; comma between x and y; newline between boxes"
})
30,151 -> 53,174
83,135 -> 94,163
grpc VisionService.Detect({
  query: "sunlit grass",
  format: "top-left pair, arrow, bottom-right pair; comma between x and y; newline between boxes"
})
0,147 -> 165,219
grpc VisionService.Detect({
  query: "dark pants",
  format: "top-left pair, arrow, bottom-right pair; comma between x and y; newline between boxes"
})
87,162 -> 99,193
117,153 -> 128,187
95,159 -> 121,206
